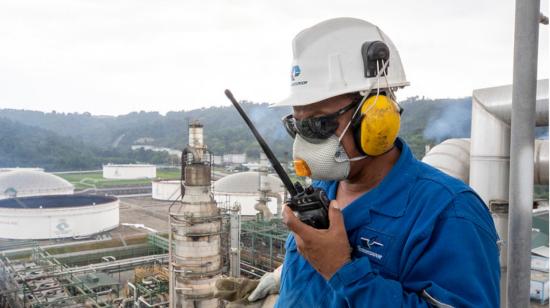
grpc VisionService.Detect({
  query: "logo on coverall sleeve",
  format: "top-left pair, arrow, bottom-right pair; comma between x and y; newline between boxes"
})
358,236 -> 384,260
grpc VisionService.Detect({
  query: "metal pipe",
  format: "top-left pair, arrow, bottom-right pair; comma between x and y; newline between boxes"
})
469,79 -> 548,306
423,138 -> 548,185
421,138 -> 470,183
168,215 -> 174,308
267,192 -> 284,218
127,282 -> 137,303
138,296 -> 154,307
507,0 -> 541,306
229,203 -> 241,278
473,81 -> 549,126
470,90 -> 513,205
534,140 -> 549,184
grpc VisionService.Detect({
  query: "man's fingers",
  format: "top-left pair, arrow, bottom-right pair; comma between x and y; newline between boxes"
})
282,205 -> 316,242
328,200 -> 345,231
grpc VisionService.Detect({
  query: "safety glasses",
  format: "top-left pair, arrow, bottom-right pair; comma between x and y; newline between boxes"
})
282,98 -> 360,142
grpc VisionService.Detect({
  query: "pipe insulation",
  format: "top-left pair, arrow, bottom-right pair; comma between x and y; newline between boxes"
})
422,138 -> 548,185
469,79 -> 547,307
470,79 -> 548,205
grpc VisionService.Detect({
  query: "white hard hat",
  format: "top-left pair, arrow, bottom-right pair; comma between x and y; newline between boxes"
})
275,18 -> 409,107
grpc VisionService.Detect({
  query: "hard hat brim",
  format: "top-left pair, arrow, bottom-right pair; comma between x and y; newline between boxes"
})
272,81 -> 410,107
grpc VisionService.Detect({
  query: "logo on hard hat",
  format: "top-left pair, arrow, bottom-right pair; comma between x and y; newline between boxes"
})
291,65 -> 301,81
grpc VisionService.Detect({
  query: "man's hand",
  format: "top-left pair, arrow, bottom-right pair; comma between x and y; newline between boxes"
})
282,200 -> 351,280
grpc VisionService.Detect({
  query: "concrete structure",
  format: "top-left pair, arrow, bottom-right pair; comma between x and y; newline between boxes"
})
212,155 -> 223,165
169,120 -> 221,308
0,167 -> 44,174
223,153 -> 247,164
213,172 -> 285,216
0,195 -> 119,239
0,170 -> 74,199
131,145 -> 182,157
152,180 -> 182,201
102,164 -> 156,179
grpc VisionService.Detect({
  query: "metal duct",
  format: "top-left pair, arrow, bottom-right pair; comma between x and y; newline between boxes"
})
470,79 -> 548,203
421,139 -> 470,183
422,138 -> 549,185
472,81 -> 548,126
535,140 -> 549,185
469,79 -> 548,307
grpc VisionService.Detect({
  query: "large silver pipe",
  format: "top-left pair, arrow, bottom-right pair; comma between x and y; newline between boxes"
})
473,82 -> 548,126
470,89 -> 513,204
421,138 -> 470,183
469,79 -> 548,307
470,79 -> 548,207
507,0 -> 541,306
423,138 -> 548,185
534,140 -> 549,184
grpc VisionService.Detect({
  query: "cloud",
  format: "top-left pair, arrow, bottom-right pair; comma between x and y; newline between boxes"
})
0,0 -> 547,115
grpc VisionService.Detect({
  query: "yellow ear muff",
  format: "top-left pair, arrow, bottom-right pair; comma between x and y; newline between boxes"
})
354,95 -> 401,156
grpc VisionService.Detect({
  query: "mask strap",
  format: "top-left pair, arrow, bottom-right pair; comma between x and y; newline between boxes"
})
337,59 -> 390,143
335,60 -> 390,162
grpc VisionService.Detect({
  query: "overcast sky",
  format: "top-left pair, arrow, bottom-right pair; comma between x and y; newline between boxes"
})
0,0 -> 548,115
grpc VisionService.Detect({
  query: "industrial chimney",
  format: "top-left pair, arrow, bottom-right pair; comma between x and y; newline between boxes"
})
169,120 -> 221,308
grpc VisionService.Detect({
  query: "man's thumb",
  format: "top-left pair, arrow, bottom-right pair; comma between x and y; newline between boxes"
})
328,200 -> 344,230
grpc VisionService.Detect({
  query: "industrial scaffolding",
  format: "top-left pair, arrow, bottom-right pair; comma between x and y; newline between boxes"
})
128,263 -> 170,307
0,247 -> 109,307
147,214 -> 289,281
0,241 -> 171,308
239,218 -> 289,278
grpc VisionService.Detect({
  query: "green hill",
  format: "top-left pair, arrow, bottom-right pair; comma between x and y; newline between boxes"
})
0,118 -> 171,171
0,96 -> 498,170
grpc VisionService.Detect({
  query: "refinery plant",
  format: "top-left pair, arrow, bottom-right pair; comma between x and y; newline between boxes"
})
0,4 -> 548,307
0,120 -> 291,307
0,83 -> 548,305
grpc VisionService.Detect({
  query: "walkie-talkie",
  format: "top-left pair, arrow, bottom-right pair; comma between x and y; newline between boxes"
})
225,89 -> 330,229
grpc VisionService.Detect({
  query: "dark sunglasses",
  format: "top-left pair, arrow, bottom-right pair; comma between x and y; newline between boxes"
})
282,97 -> 360,142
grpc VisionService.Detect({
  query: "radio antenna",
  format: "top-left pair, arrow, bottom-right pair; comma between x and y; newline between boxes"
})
225,89 -> 297,196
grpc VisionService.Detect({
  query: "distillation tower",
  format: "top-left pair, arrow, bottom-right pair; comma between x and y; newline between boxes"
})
169,121 -> 221,308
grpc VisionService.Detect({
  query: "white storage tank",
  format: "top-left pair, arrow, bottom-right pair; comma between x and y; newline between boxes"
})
152,180 -> 182,201
102,164 -> 156,179
0,167 -> 44,174
0,170 -> 74,199
213,171 -> 285,216
0,195 -> 119,239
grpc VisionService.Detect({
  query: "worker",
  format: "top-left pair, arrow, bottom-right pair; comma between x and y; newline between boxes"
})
215,17 -> 500,307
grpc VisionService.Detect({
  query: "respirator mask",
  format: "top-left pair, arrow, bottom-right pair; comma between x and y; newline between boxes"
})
282,97 -> 366,180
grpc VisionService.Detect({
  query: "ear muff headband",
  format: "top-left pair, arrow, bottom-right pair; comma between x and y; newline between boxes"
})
352,94 -> 401,156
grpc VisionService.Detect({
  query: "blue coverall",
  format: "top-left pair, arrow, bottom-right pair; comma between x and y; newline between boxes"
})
276,138 -> 500,307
